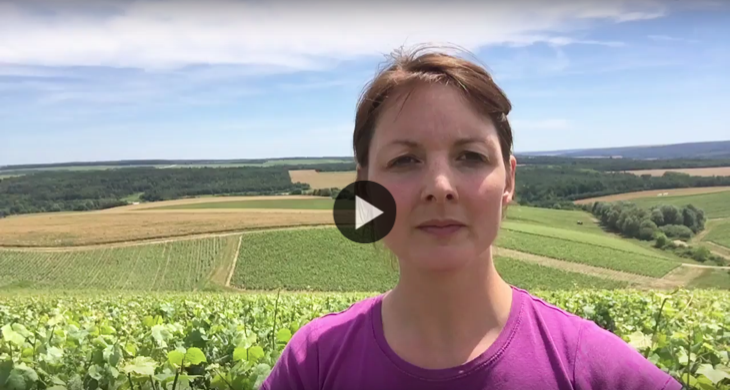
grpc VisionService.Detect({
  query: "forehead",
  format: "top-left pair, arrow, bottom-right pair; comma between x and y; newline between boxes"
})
372,82 -> 498,147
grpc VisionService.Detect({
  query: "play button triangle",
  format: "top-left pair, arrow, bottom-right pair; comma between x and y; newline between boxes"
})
355,195 -> 383,230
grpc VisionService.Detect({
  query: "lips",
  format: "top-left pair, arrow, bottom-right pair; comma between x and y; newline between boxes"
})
417,220 -> 465,237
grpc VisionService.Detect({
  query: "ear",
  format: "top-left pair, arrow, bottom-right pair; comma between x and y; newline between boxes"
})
356,164 -> 368,182
502,155 -> 517,206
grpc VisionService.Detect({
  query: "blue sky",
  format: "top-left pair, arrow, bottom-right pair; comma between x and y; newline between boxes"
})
0,0 -> 728,165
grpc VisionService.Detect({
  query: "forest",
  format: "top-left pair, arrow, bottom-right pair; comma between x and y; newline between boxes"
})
0,167 -> 310,216
515,156 -> 729,171
514,167 -> 729,208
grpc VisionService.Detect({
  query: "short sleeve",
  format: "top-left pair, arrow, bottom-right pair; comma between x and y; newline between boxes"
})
260,321 -> 320,390
573,320 -> 683,390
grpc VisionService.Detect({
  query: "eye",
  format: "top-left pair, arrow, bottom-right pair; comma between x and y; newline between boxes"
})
389,155 -> 419,167
458,151 -> 488,163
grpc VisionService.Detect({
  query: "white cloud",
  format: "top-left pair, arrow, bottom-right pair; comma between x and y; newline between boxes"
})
647,35 -> 699,44
0,0 -> 668,70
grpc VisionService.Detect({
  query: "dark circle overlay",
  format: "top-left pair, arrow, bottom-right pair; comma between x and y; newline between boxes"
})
333,180 -> 397,244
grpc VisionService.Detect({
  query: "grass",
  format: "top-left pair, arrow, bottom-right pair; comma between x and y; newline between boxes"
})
121,192 -> 144,203
0,210 -> 334,247
0,236 -> 239,290
505,205 -> 604,234
495,229 -> 680,278
494,257 -> 627,290
620,191 -> 730,219
703,219 -> 730,248
230,228 -> 628,291
149,198 -> 335,210
687,269 -> 731,290
501,220 -> 669,260
575,186 -> 730,205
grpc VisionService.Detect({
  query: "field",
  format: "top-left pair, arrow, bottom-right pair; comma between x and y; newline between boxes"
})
148,198 -> 335,211
705,221 -> 730,248
627,190 -> 730,219
625,167 -> 731,177
687,269 -> 731,289
0,209 -> 333,247
1,290 -> 727,390
495,229 -> 679,277
288,169 -> 356,189
0,236 -> 239,290
1,187 -> 730,390
230,228 -> 627,291
574,186 -> 730,204
505,205 -> 604,233
501,219 -> 669,259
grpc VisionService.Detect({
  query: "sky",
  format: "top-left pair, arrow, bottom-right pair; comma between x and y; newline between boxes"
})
0,0 -> 729,166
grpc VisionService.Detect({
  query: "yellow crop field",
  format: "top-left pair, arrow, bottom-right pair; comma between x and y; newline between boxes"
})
625,167 -> 730,177
0,209 -> 334,247
289,169 -> 355,189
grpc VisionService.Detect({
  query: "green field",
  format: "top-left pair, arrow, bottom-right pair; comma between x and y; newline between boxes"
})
704,219 -> 730,248
150,198 -> 335,210
495,229 -> 680,277
629,190 -> 730,219
501,220 -> 669,259
0,236 -> 238,290
232,229 -> 396,291
231,228 -> 626,291
688,269 -> 731,290
0,290 -> 727,390
506,205 -> 604,234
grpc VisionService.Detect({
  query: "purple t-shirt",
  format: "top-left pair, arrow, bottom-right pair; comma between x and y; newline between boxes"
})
262,286 -> 682,390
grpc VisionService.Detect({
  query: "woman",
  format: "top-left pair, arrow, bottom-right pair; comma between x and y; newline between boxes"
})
261,46 -> 682,390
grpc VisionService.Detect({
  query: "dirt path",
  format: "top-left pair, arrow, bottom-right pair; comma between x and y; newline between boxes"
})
688,219 -> 730,260
677,262 -> 730,270
704,242 -> 730,259
660,266 -> 708,287
226,236 -> 243,287
493,248 -> 680,289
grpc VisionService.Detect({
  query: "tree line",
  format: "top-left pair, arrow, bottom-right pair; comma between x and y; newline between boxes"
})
515,156 -> 729,171
586,201 -> 725,265
0,167 -> 310,217
515,167 -> 729,209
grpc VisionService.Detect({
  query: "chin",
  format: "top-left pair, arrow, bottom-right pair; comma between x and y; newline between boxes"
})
405,244 -> 479,272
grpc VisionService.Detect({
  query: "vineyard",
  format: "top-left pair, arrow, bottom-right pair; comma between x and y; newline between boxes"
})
0,237 -> 239,290
0,289 -> 728,390
230,228 -> 627,291
495,229 -> 681,277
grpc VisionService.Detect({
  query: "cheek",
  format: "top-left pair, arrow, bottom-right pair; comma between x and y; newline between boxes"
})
378,178 -> 416,225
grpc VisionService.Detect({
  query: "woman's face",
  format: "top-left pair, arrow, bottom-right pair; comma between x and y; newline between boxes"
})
362,82 -> 516,272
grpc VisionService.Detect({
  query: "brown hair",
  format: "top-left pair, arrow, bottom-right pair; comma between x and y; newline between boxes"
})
353,44 -> 513,177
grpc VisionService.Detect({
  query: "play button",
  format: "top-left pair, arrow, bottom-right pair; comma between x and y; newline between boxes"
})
333,181 -> 397,244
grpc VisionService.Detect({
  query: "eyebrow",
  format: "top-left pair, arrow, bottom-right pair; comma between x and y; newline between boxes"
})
386,137 -> 487,148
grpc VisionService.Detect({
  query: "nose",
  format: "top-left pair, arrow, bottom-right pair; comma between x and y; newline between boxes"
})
421,160 -> 458,203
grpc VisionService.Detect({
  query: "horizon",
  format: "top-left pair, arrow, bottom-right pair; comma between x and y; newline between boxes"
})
1,0 -> 729,165
3,138 -> 730,169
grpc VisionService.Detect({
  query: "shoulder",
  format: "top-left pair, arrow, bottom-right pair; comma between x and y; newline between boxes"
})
514,288 -> 681,390
260,295 -> 381,390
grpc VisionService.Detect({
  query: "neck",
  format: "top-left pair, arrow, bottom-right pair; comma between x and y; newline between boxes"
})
384,246 -> 513,347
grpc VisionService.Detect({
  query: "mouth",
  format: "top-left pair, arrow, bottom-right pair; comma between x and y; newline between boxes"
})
416,220 -> 466,237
